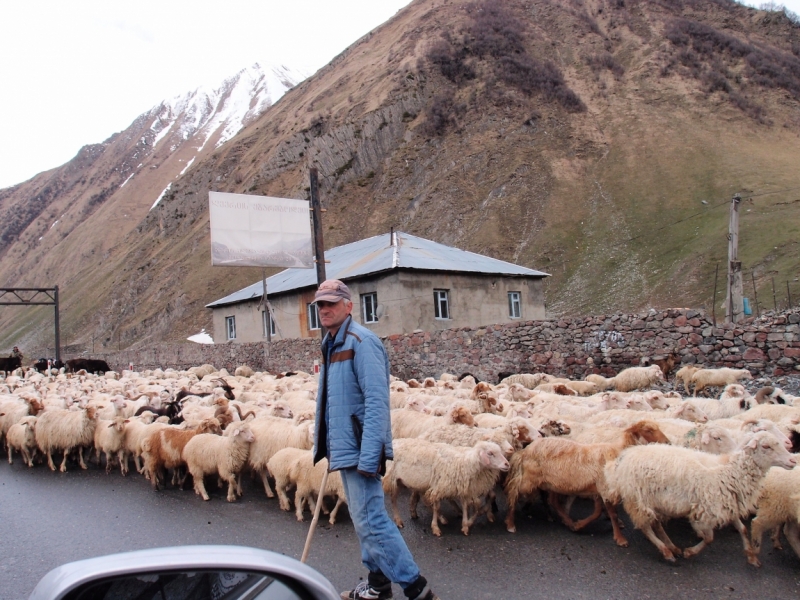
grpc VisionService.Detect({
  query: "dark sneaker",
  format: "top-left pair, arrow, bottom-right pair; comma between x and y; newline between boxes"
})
340,581 -> 393,600
408,587 -> 439,600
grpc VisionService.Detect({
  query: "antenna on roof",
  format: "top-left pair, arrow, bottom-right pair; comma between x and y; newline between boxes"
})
390,227 -> 395,247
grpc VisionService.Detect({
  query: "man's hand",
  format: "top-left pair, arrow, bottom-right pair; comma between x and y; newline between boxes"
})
357,469 -> 376,478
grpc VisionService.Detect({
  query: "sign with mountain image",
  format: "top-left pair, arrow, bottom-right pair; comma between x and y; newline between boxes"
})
209,192 -> 313,268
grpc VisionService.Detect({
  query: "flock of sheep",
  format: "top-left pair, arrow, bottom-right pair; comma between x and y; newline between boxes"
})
1,361 -> 800,569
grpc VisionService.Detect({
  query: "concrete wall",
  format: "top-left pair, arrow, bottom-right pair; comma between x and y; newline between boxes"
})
210,270 -> 545,342
85,308 -> 800,381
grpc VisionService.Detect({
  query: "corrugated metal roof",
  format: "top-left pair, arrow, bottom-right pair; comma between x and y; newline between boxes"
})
206,232 -> 549,307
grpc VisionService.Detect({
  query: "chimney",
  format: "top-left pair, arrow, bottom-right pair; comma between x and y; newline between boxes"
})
390,227 -> 395,246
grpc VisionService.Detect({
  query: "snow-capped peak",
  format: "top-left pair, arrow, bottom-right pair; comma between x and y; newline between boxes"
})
148,63 -> 308,153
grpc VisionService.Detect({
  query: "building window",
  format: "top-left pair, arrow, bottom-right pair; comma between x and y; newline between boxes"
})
434,289 -> 450,320
362,292 -> 378,324
508,291 -> 521,319
307,303 -> 321,330
262,310 -> 276,337
225,316 -> 236,340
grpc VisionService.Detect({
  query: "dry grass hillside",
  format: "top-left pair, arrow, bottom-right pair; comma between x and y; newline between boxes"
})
1,0 -> 799,353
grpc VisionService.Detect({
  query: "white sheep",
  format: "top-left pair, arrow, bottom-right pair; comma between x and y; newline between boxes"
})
93,416 -> 128,475
384,439 -> 509,536
267,448 -> 347,524
675,365 -> 701,394
6,415 -> 37,466
183,424 -> 254,502
246,415 -> 315,498
500,373 -> 550,389
690,367 -> 753,396
608,365 -> 665,392
749,466 -> 800,566
34,407 -> 98,472
603,431 -> 796,563
391,404 -> 475,439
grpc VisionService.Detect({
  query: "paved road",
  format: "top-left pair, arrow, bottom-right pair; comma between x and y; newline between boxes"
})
1,459 -> 799,600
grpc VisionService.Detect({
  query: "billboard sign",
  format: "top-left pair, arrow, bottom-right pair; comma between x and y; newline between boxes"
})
209,192 -> 313,268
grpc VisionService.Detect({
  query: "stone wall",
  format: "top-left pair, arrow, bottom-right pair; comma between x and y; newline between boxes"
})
77,308 -> 800,382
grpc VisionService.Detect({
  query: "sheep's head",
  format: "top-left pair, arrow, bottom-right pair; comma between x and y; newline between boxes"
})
627,421 -> 670,445
449,404 -> 476,427
552,384 -> 576,396
539,420 -> 570,436
407,379 -> 422,388
470,382 -> 493,400
423,377 -> 436,388
476,441 -> 510,471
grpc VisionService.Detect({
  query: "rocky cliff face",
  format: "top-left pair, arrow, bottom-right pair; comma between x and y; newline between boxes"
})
2,0 -> 800,355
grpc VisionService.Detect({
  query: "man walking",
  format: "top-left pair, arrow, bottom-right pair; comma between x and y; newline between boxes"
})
312,279 -> 439,600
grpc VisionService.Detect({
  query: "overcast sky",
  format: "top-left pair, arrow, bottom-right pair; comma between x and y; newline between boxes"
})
1,0 -> 797,189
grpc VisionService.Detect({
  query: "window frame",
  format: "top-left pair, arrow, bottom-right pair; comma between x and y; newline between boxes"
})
225,316 -> 236,340
433,289 -> 450,320
361,292 -> 379,324
262,310 -> 276,337
307,303 -> 321,331
508,291 -> 522,319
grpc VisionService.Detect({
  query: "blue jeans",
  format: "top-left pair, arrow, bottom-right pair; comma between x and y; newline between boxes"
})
339,468 -> 421,589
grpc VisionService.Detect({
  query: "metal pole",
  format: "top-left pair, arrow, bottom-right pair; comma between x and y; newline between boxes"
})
751,271 -> 760,319
772,278 -> 778,311
712,263 -> 719,326
788,281 -> 793,309
262,268 -> 271,343
725,194 -> 742,323
54,285 -> 61,363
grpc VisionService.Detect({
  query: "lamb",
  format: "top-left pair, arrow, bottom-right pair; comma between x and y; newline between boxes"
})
675,365 -> 701,394
682,393 -> 754,420
6,416 -> 37,466
503,421 -> 670,544
0,397 -> 44,443
384,439 -> 510,536
689,367 -> 753,396
608,365 -> 665,392
93,416 -> 128,474
246,415 -> 315,498
34,407 -> 98,472
584,374 -> 614,390
749,466 -> 800,566
182,424 -> 254,502
140,418 -> 222,489
391,404 -> 475,440
267,448 -> 347,525
121,412 -> 166,475
603,431 -> 796,563
500,373 -> 551,389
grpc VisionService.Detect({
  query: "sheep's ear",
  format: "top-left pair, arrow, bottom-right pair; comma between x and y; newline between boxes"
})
746,437 -> 759,449
123,419 -> 130,423
233,428 -> 241,436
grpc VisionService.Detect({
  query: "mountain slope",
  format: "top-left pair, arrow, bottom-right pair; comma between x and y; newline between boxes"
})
2,0 -> 799,354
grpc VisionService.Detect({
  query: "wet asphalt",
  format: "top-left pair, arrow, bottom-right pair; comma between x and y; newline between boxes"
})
1,459 -> 799,600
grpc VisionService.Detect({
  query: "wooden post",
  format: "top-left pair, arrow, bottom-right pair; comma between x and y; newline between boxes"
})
712,263 -> 719,326
788,280 -> 793,309
54,286 -> 61,364
309,168 -> 327,286
751,271 -> 760,319
725,194 -> 743,323
772,277 -> 778,311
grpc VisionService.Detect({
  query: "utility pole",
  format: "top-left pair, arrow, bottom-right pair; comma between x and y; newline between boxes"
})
725,194 -> 743,324
309,167 -> 328,339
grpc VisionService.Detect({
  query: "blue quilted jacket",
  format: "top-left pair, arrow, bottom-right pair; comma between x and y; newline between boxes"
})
313,316 -> 394,473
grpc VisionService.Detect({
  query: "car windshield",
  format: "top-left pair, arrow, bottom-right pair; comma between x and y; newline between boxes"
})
64,570 -> 306,600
